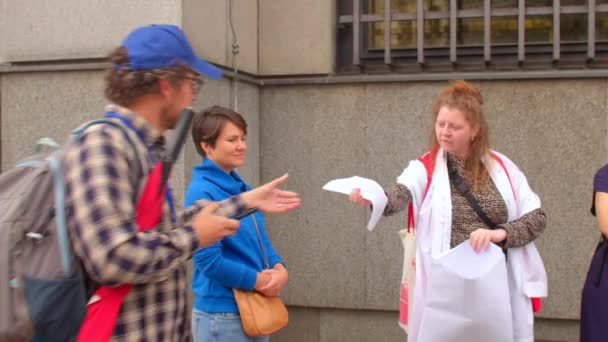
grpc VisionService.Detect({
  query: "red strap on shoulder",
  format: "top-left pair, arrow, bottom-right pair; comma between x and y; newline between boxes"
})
419,151 -> 435,196
490,152 -> 516,200
407,149 -> 437,231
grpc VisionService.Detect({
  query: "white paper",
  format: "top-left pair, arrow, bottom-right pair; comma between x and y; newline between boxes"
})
322,176 -> 388,231
418,242 -> 513,342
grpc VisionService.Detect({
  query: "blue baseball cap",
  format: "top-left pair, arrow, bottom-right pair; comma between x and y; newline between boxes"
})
120,24 -> 223,79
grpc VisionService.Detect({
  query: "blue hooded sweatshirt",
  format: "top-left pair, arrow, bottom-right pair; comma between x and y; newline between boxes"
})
185,158 -> 283,313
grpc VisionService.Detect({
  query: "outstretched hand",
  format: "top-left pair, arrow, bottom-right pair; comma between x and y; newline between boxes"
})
242,174 -> 301,214
349,188 -> 371,208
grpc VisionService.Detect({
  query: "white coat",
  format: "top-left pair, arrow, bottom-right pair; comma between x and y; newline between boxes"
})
396,149 -> 547,342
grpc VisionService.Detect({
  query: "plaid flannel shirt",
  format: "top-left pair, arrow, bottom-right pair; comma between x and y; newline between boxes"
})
64,105 -> 247,341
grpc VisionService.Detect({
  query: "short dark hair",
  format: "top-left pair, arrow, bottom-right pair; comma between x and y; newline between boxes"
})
104,47 -> 194,106
191,106 -> 248,158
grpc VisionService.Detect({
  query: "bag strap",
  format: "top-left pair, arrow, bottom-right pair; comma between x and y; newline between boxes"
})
406,150 -> 512,232
447,157 -> 498,229
73,119 -> 144,177
102,112 -> 177,223
251,215 -> 270,269
45,119 -> 144,277
33,137 -> 61,153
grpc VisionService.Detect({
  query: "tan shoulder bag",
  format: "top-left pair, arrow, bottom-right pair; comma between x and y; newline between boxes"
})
233,215 -> 288,336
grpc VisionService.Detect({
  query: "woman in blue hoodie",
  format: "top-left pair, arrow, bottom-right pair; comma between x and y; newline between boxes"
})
185,106 -> 288,342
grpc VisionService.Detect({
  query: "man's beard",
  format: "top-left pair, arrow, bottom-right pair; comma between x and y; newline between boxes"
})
160,106 -> 179,130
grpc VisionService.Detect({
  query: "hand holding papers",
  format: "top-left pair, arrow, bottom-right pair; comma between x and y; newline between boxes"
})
322,176 -> 388,231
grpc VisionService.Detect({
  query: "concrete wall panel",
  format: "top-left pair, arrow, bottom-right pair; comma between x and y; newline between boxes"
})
364,82 -> 441,309
318,309 -> 404,342
272,307 -> 321,342
3,1 -> 181,61
183,0 -> 258,74
260,85 -> 368,308
481,79 -> 606,319
259,1 -> 334,75
0,0 -> 6,62
1,71 -> 107,168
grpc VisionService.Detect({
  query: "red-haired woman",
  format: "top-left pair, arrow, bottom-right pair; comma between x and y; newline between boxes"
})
349,81 -> 547,342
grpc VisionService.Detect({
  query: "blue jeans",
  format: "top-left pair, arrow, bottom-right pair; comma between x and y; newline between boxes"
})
192,308 -> 270,342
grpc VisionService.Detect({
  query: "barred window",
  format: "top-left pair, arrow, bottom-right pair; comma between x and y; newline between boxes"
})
337,0 -> 608,73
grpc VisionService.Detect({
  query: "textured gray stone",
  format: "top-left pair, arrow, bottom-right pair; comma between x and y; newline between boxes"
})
182,0 -> 227,72
183,0 -> 258,74
259,0 -> 334,75
260,84 -> 369,308
1,71 -> 107,169
3,1 -> 181,61
0,0 -> 6,63
481,79 -> 606,319
319,309 -> 405,342
363,82 -> 443,309
272,306 -> 321,342
534,317 -> 580,342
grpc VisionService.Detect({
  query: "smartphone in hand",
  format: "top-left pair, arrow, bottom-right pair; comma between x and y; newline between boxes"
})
232,207 -> 257,220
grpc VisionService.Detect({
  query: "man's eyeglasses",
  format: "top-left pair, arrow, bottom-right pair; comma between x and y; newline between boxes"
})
181,75 -> 205,94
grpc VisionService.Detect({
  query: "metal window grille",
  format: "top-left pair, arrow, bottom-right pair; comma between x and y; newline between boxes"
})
337,0 -> 608,73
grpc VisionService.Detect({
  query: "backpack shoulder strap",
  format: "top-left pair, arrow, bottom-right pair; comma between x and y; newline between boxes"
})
47,119 -> 145,276
73,119 -> 145,176
73,119 -> 138,152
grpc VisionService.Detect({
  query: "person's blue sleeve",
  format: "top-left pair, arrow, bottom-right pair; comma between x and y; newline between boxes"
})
186,184 -> 258,290
193,243 -> 258,290
256,214 -> 283,268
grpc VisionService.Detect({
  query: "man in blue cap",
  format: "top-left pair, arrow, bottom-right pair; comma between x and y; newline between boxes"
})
61,24 -> 300,341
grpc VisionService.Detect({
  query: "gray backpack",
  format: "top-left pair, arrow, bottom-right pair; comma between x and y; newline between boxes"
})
0,119 -> 138,342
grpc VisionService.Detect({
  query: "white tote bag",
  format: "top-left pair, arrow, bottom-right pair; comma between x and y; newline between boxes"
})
397,226 -> 416,333
418,242 -> 513,342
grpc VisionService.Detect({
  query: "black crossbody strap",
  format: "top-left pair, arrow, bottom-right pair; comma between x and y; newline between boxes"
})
447,158 -> 498,229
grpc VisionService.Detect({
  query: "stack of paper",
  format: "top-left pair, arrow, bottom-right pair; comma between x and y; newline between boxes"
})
322,176 -> 388,231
